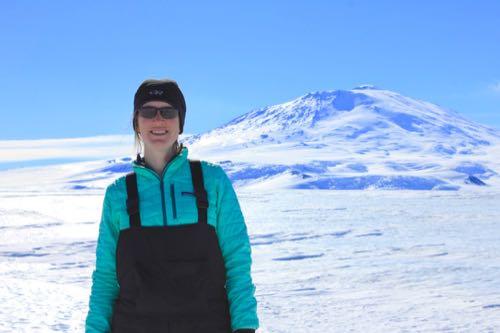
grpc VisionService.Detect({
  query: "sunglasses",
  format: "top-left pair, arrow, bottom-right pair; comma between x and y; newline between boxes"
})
137,106 -> 179,119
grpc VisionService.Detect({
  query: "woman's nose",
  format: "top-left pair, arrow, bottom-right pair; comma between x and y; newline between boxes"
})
153,110 -> 163,121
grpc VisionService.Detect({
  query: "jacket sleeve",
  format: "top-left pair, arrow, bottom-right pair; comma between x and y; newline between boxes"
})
215,166 -> 259,332
85,185 -> 120,333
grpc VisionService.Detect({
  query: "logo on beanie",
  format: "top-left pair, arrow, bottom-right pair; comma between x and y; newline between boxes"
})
149,89 -> 164,96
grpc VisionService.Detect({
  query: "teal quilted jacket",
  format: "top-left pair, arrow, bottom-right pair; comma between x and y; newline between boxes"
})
85,145 -> 259,332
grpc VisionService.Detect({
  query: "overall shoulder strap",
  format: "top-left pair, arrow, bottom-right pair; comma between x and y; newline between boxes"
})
188,160 -> 209,225
125,172 -> 141,228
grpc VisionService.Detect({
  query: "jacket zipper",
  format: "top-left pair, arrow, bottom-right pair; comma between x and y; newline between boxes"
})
170,183 -> 177,219
160,179 -> 167,226
133,166 -> 168,226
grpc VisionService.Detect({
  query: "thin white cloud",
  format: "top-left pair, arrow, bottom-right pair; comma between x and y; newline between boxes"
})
0,135 -> 134,163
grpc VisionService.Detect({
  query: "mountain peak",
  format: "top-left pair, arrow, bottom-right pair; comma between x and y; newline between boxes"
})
353,84 -> 379,90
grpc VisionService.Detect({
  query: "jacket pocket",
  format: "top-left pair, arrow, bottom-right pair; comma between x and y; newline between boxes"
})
171,182 -> 198,224
182,189 -> 217,228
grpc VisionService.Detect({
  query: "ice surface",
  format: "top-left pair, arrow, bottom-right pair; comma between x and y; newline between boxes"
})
0,188 -> 499,332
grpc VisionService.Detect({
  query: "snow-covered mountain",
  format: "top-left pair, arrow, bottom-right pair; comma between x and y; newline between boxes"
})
1,86 -> 499,191
183,85 -> 500,190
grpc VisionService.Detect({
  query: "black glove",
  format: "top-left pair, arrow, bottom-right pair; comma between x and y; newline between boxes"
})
234,330 -> 255,333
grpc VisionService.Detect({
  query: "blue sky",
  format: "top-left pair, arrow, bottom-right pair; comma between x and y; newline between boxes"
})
1,0 -> 499,140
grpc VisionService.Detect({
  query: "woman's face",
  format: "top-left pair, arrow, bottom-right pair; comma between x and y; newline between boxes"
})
137,100 -> 180,151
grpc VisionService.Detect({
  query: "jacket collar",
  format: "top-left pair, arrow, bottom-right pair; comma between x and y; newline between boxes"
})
132,143 -> 188,181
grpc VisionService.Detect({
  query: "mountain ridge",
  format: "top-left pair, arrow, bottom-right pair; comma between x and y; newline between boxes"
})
1,86 -> 499,191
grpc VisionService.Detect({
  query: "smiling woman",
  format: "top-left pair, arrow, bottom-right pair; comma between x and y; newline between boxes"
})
85,78 -> 259,333
131,79 -> 187,176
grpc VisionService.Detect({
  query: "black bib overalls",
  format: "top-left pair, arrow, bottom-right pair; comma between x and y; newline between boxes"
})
111,160 -> 232,333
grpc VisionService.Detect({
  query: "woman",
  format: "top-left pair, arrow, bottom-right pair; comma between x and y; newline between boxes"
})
85,78 -> 259,333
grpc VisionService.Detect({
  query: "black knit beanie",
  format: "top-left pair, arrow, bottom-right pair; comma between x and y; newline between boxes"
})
134,78 -> 186,134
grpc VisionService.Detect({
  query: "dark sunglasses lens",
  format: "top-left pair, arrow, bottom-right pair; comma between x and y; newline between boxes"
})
159,107 -> 178,119
138,107 -> 157,118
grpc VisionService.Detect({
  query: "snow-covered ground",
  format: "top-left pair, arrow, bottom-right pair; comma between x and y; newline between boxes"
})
0,187 -> 499,332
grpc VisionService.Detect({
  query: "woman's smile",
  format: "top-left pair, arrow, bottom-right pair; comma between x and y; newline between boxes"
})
148,128 -> 169,137
150,129 -> 168,136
